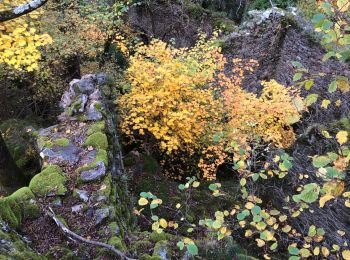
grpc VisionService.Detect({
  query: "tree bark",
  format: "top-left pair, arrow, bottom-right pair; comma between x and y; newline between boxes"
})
0,0 -> 48,23
0,131 -> 26,188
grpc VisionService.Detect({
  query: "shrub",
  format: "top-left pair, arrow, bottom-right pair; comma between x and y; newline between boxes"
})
120,34 -> 225,155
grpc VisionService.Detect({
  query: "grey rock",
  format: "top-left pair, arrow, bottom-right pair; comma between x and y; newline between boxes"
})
153,241 -> 170,260
60,91 -> 73,109
96,73 -> 106,85
80,161 -> 106,182
72,204 -> 84,213
87,102 -> 103,121
80,150 -> 97,165
89,89 -> 102,102
53,198 -> 62,207
40,144 -> 82,165
86,208 -> 94,218
94,195 -> 108,202
76,189 -> 89,202
95,208 -> 110,225
70,76 -> 96,95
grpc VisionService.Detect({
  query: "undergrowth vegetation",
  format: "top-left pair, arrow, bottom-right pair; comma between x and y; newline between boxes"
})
1,0 -> 350,259
120,1 -> 350,259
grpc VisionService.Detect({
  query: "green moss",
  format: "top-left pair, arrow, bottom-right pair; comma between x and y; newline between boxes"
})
131,240 -> 153,255
98,174 -> 112,196
94,102 -> 102,110
150,232 -> 167,243
140,255 -> 162,260
77,114 -> 88,122
37,136 -> 53,149
84,132 -> 108,150
54,138 -> 70,147
76,149 -> 108,174
0,187 -> 39,228
96,149 -> 108,166
87,121 -> 105,135
29,165 -> 67,197
108,236 -> 127,252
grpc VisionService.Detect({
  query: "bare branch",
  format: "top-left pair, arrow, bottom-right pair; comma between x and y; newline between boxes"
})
46,207 -> 138,260
0,0 -> 48,23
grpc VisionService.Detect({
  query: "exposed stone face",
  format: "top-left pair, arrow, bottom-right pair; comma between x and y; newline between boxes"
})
59,73 -> 106,122
80,161 -> 107,182
40,144 -> 82,165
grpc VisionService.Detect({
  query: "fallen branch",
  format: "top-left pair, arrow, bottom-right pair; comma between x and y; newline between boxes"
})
0,0 -> 48,23
47,207 -> 138,260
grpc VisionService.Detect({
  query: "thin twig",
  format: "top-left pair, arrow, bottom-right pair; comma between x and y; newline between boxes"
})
47,207 -> 138,260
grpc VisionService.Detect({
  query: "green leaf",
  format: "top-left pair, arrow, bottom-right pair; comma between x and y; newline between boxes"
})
177,241 -> 185,250
291,61 -> 303,68
251,205 -> 261,215
308,225 -> 316,237
187,244 -> 198,256
312,13 -> 325,24
304,79 -> 314,90
312,155 -> 331,168
179,184 -> 186,190
237,213 -> 246,221
151,215 -> 159,221
270,242 -> 278,250
209,184 -> 218,191
328,80 -> 337,93
252,173 -> 259,182
294,183 -> 320,203
305,94 -> 318,106
322,51 -> 336,61
293,73 -> 303,82
288,245 -> 300,255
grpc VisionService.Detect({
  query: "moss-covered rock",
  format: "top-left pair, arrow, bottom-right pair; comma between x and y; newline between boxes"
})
29,165 -> 67,197
153,240 -> 170,259
53,138 -> 70,147
140,254 -> 162,260
84,132 -> 108,150
108,236 -> 127,252
87,121 -> 105,135
0,187 -> 39,228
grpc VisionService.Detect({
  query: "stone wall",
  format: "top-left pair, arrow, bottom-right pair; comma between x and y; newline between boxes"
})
0,74 -> 133,258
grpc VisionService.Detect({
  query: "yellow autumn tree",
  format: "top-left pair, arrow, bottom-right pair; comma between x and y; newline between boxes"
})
120,34 -> 225,155
0,0 -> 52,71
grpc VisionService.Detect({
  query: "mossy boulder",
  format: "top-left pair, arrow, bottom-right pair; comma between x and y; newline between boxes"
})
87,121 -> 105,136
29,165 -> 67,197
153,241 -> 170,260
0,187 -> 39,228
0,220 -> 44,259
108,236 -> 127,252
53,138 -> 70,147
84,132 -> 108,150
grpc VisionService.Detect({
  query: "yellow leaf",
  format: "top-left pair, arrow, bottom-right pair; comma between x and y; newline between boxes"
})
220,227 -> 227,234
138,197 -> 148,206
159,218 -> 168,228
245,229 -> 253,237
313,246 -> 320,256
192,181 -> 200,188
321,99 -> 331,109
345,200 -> 350,207
319,194 -> 335,208
255,238 -> 265,247
342,250 -> 350,260
176,203 -> 181,209
336,131 -> 348,145
245,202 -> 255,209
322,247 -> 330,257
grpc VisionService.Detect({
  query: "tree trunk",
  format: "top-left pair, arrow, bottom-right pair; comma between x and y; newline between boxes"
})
0,131 -> 26,188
